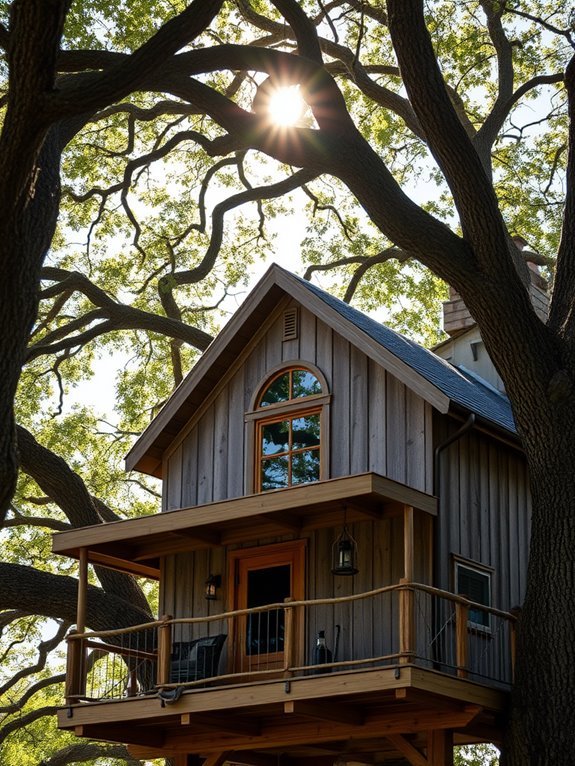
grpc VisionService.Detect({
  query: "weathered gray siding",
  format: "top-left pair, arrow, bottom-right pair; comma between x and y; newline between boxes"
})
160,514 -> 430,664
163,301 -> 434,510
434,414 -> 531,610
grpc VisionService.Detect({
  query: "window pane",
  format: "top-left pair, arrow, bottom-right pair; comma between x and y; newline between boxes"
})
291,414 -> 320,450
262,421 -> 289,455
292,369 -> 322,398
291,449 -> 320,485
261,455 -> 289,490
246,565 -> 290,655
457,565 -> 490,627
260,373 -> 290,406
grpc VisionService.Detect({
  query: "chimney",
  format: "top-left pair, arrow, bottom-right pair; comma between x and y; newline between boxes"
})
442,236 -> 549,336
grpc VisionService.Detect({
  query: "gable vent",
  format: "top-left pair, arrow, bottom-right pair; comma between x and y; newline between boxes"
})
283,308 -> 299,341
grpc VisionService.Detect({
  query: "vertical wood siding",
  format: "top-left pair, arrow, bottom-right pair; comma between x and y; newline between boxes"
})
164,300 -> 434,508
434,414 -> 531,611
161,515 -> 411,665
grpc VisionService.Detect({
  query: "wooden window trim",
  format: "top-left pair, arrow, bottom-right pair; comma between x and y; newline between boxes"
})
247,361 -> 329,413
452,555 -> 494,632
255,406 -> 322,492
245,363 -> 330,494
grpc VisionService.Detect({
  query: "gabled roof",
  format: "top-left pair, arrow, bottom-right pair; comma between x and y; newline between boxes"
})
126,264 -> 515,477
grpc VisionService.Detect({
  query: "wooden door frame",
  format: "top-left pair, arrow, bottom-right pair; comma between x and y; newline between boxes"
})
226,540 -> 307,673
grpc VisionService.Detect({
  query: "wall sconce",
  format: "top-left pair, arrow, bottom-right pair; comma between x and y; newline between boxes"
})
204,574 -> 221,600
331,525 -> 358,576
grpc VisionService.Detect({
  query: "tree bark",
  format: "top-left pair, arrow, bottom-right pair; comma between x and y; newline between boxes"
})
0,562 -> 151,630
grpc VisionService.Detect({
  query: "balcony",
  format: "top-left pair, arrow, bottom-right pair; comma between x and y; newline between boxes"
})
60,582 -> 514,761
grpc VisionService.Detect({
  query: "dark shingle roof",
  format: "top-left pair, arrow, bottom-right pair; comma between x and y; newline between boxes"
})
295,274 -> 516,435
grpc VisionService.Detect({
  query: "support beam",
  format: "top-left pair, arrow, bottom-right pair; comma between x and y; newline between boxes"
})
202,752 -> 232,766
284,699 -> 364,726
172,528 -> 222,546
387,734 -> 428,766
261,512 -> 302,531
74,724 -> 164,747
161,705 -> 486,753
181,712 -> 260,737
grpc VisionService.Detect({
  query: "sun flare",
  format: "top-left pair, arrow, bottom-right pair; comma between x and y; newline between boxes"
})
267,86 -> 305,126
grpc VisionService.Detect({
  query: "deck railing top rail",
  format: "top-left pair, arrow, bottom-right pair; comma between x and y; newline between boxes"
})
64,581 -> 517,703
67,581 -> 516,642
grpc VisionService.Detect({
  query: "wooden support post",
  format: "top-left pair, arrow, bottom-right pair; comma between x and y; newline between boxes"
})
455,601 -> 469,678
427,729 -> 453,766
76,547 -> 88,633
399,577 -> 414,665
156,614 -> 172,687
65,630 -> 84,702
66,549 -> 90,702
283,597 -> 295,674
403,505 -> 415,582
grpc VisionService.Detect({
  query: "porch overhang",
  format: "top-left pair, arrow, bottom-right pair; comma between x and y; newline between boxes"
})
52,472 -> 437,578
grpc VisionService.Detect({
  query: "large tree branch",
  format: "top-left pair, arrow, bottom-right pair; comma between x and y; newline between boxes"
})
47,0 -> 225,118
160,169 -> 317,291
474,0 -> 515,165
16,425 -> 152,616
0,704 -> 61,743
40,743 -> 142,766
386,0 -> 561,408
549,54 -> 575,343
0,620 -> 69,697
237,0 -> 424,138
30,268 -> 213,359
0,672 -> 65,715
0,562 -> 152,629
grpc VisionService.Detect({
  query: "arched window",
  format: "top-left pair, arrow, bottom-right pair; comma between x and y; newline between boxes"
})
249,365 -> 329,492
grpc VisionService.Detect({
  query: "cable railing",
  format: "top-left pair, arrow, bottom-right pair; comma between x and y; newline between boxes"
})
64,581 -> 516,703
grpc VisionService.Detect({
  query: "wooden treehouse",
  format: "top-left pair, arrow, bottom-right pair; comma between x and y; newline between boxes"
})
54,265 -> 535,766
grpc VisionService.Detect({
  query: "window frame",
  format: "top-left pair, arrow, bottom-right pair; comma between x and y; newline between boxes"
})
245,362 -> 330,494
453,555 -> 494,632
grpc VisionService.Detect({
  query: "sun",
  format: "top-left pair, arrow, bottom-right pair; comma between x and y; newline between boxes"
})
267,85 -> 305,126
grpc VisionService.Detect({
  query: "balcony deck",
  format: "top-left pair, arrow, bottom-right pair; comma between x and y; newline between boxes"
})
59,583 -> 514,764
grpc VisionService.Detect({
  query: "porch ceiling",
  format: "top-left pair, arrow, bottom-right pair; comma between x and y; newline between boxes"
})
52,472 -> 437,578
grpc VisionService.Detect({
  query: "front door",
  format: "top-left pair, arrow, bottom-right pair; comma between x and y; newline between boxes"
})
228,540 -> 306,673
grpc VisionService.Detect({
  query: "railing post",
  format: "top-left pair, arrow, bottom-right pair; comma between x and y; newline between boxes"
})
156,615 -> 172,687
399,578 -> 414,665
283,597 -> 295,675
65,630 -> 85,702
455,601 -> 469,678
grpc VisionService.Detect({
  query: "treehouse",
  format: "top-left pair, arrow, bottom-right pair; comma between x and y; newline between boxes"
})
53,264 -> 532,766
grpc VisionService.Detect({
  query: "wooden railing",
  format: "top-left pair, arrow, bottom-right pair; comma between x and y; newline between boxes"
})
64,582 -> 516,703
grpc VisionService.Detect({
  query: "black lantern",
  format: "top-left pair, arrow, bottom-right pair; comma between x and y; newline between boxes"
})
204,574 -> 221,600
331,525 -> 359,576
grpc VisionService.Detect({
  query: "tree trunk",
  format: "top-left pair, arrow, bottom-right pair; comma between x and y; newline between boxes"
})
0,129 -> 62,520
504,399 -> 575,764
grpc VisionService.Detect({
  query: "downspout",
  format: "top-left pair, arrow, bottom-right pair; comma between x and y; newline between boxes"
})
430,412 -> 476,670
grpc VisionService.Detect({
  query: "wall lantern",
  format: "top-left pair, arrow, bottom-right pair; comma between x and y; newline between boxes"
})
204,574 -> 221,601
331,525 -> 359,576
